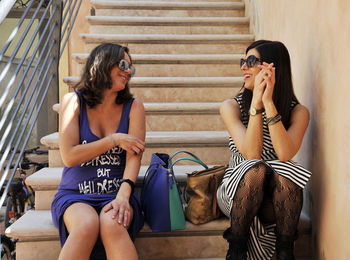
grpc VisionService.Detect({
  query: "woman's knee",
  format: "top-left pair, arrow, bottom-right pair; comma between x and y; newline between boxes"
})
242,163 -> 266,186
63,203 -> 100,239
99,210 -> 130,238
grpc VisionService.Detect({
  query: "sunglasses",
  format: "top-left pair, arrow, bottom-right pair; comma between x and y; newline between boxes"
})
118,59 -> 135,77
240,55 -> 262,68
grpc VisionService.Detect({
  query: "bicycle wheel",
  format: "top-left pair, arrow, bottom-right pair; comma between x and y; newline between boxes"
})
1,236 -> 14,260
4,198 -> 12,229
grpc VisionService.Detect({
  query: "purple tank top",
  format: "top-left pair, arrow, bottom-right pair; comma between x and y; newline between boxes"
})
58,91 -> 134,194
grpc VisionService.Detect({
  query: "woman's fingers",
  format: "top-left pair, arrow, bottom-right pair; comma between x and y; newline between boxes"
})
123,210 -> 130,227
103,203 -> 113,213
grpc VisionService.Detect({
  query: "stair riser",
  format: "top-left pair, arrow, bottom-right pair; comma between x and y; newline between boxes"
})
89,24 -> 249,35
95,9 -> 244,17
146,114 -> 226,131
75,63 -> 242,77
131,87 -> 241,102
108,0 -> 241,2
63,84 -> 241,102
35,190 -> 57,210
85,42 -> 251,55
48,146 -> 231,168
16,241 -> 61,260
135,235 -> 227,259
14,235 -> 227,260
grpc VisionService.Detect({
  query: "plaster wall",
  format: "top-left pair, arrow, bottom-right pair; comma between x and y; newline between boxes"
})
244,0 -> 350,259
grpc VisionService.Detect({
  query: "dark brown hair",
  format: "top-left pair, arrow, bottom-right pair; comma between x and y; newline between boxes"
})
74,43 -> 133,107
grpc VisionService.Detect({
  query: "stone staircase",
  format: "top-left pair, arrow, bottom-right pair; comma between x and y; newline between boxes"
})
5,0 -> 312,259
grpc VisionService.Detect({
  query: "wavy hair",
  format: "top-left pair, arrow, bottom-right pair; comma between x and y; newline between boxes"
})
74,43 -> 133,107
240,40 -> 299,129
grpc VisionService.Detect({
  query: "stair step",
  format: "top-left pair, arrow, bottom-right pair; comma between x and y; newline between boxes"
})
64,76 -> 243,87
41,131 -> 230,167
87,16 -> 249,26
26,165 -> 213,210
6,210 -> 311,260
91,1 -> 244,10
72,53 -> 244,77
41,131 -> 229,149
63,76 -> 242,102
81,33 -> 254,44
72,53 -> 244,64
53,102 -> 221,114
53,102 -> 224,131
87,15 -> 250,35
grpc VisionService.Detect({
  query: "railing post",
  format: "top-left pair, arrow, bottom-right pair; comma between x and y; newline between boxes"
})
36,0 -> 62,143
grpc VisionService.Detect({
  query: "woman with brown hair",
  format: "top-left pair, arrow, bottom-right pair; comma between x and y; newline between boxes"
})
51,43 -> 145,259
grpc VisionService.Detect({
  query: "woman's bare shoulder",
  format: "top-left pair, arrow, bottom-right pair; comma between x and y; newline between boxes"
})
291,104 -> 310,124
60,92 -> 80,114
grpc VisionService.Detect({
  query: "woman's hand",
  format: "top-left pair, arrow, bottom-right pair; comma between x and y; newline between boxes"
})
252,68 -> 267,109
104,195 -> 132,227
113,133 -> 145,155
259,62 -> 276,105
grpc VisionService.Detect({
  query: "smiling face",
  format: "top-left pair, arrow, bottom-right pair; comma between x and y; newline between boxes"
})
110,53 -> 132,92
241,48 -> 262,90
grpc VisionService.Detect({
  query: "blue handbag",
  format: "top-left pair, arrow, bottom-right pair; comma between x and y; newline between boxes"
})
141,151 -> 208,232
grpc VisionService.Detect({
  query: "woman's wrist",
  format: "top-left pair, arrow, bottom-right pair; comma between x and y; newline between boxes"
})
110,133 -> 120,148
117,182 -> 132,199
251,99 -> 263,110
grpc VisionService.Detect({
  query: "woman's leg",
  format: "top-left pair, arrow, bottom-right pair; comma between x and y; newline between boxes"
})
272,173 -> 303,236
230,163 -> 266,235
272,173 -> 303,260
59,203 -> 99,260
224,163 -> 266,260
100,204 -> 137,260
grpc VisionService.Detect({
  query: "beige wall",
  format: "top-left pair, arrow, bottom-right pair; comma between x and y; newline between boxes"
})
245,0 -> 350,259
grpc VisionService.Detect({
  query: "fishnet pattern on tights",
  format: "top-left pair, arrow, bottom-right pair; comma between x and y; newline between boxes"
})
230,163 -> 266,236
272,173 -> 303,236
230,165 -> 303,237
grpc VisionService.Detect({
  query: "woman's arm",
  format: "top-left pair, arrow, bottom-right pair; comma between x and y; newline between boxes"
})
220,99 -> 264,159
260,63 -> 310,161
117,98 -> 146,199
104,98 -> 146,226
264,102 -> 309,161
59,93 -> 144,167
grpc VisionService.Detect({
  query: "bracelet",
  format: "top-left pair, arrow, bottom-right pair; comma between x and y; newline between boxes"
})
121,179 -> 135,195
109,134 -> 116,147
267,113 -> 282,125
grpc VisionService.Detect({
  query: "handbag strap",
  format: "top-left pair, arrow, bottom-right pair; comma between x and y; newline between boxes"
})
169,150 -> 203,163
170,157 -> 208,170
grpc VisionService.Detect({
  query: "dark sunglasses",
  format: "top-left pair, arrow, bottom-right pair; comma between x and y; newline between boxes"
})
118,59 -> 135,77
240,55 -> 262,68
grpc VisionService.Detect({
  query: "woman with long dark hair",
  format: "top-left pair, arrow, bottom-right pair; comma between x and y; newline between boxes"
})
51,43 -> 145,259
217,40 -> 311,260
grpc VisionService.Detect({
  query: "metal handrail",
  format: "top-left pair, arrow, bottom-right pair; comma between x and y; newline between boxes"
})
0,0 -> 81,209
0,0 -> 17,25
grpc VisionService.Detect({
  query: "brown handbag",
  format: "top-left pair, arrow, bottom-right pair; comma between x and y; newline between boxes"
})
185,165 -> 227,224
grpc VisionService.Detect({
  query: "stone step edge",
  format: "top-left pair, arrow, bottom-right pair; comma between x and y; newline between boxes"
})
5,210 -> 311,241
63,76 -> 243,87
72,53 -> 244,64
81,33 -> 254,44
26,165 -> 214,190
86,16 -> 249,26
40,131 -> 229,149
5,210 -> 228,241
91,0 -> 245,10
53,102 -> 221,114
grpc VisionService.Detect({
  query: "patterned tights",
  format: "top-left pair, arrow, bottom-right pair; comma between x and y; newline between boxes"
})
230,163 -> 303,236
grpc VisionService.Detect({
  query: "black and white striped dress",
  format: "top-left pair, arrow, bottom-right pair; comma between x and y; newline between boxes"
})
216,93 -> 312,260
